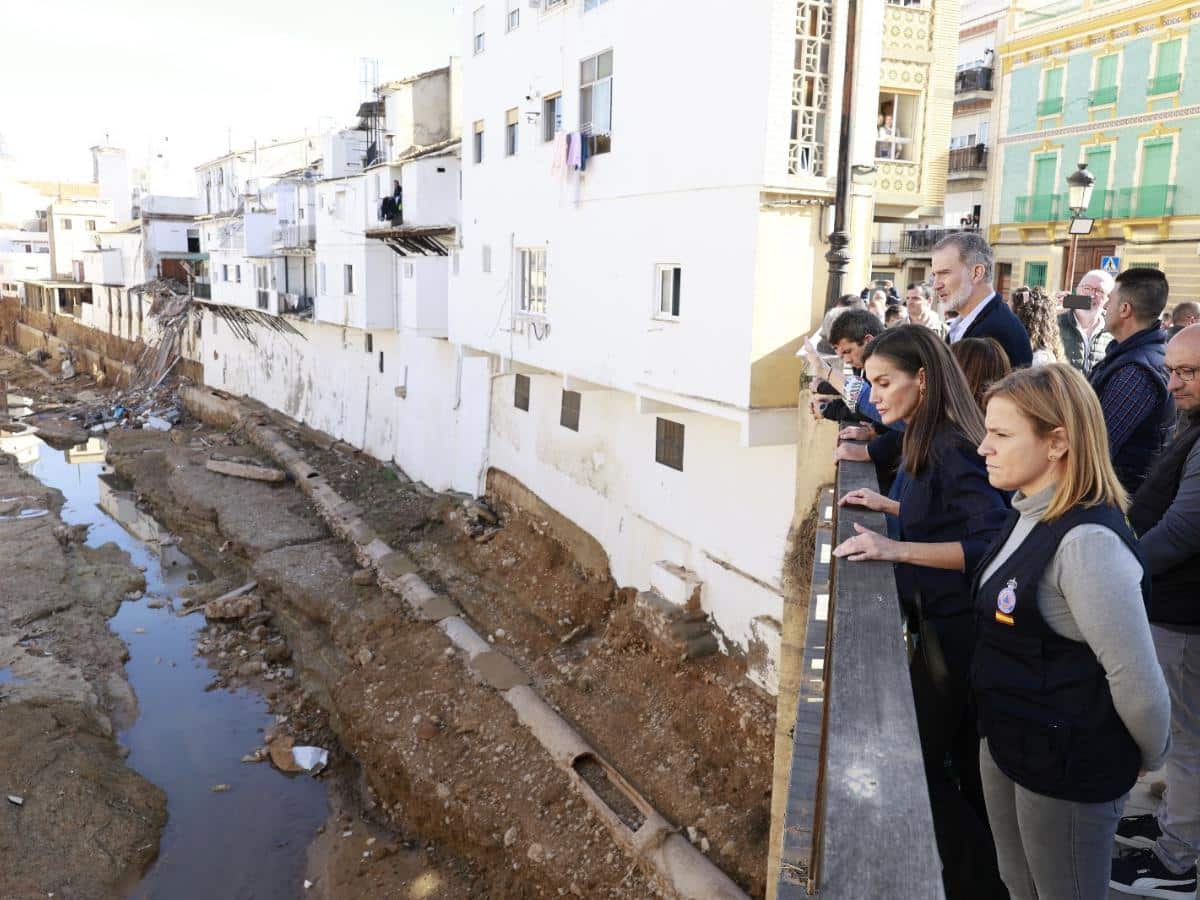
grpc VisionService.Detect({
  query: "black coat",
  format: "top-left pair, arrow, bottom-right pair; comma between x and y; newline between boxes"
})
954,293 -> 1034,368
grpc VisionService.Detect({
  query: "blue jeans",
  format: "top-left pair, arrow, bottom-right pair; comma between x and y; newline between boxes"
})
1153,625 -> 1200,874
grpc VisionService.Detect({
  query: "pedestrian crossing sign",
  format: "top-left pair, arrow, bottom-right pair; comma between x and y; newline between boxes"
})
1101,256 -> 1120,274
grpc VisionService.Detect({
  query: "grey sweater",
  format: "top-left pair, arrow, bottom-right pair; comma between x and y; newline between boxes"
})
980,487 -> 1171,771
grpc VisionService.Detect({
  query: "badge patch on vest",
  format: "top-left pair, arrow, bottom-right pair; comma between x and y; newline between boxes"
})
997,579 -> 1018,614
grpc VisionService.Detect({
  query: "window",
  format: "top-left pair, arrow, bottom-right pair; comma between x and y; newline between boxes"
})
517,248 -> 547,314
655,418 -> 685,471
506,0 -> 519,31
505,108 -> 519,157
344,263 -> 354,294
255,265 -> 269,309
319,262 -> 327,293
1134,137 -> 1175,217
473,120 -> 485,164
403,262 -> 415,278
514,373 -> 531,411
222,264 -> 230,282
234,264 -> 241,283
1023,261 -> 1048,288
1089,54 -> 1119,107
1084,145 -> 1113,218
580,50 -> 614,155
473,6 -> 485,54
875,92 -> 918,161
656,265 -> 682,318
584,0 -> 610,8
86,219 -> 96,231
1038,67 -> 1065,117
546,0 -> 566,7
1150,39 -> 1183,96
62,218 -> 73,231
378,351 -> 385,374
560,390 -> 581,431
366,333 -> 373,353
543,93 -> 563,142
482,244 -> 492,273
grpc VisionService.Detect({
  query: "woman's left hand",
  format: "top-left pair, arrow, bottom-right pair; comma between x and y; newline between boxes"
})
832,523 -> 905,562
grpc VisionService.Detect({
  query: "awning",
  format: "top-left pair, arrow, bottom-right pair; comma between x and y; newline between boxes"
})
364,224 -> 455,257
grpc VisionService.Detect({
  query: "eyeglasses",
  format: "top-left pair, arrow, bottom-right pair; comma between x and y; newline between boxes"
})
1165,365 -> 1198,383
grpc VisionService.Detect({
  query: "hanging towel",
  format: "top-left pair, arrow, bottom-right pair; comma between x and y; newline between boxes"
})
566,132 -> 582,171
551,131 -> 568,175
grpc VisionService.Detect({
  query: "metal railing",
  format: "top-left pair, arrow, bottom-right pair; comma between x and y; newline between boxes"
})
1036,96 -> 1064,116
1014,193 -> 1062,223
776,455 -> 943,899
873,240 -> 900,256
1148,73 -> 1182,96
278,292 -> 314,315
1089,85 -> 1119,106
272,223 -> 316,249
955,65 -> 993,94
948,146 -> 988,173
1114,184 -> 1177,218
901,225 -> 977,254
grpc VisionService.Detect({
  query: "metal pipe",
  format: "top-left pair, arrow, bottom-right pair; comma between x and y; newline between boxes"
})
824,0 -> 858,313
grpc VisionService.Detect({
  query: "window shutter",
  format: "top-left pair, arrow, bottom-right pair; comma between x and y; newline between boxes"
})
1097,55 -> 1118,88
1156,39 -> 1182,77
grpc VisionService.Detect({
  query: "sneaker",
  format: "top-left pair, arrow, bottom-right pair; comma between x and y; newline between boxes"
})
1111,849 -> 1198,899
1117,814 -> 1165,850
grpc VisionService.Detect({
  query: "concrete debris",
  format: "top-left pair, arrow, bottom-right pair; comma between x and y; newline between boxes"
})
463,499 -> 499,526
205,457 -> 287,483
202,582 -> 259,621
143,416 -> 172,432
146,597 -> 167,609
291,746 -> 328,774
503,826 -> 518,848
7,795 -> 24,806
267,736 -> 304,773
356,647 -> 374,667
60,359 -> 75,380
351,568 -> 375,586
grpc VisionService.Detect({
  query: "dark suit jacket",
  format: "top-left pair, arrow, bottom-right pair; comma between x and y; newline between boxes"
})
894,428 -> 1010,621
955,293 -> 1034,368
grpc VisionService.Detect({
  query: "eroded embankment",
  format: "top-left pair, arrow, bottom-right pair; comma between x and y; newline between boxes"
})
0,453 -> 166,899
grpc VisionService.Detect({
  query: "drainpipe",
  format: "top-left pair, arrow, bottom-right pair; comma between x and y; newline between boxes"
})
824,0 -> 858,312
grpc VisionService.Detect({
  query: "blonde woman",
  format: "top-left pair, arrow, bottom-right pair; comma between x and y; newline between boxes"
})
973,364 -> 1170,900
1010,286 -> 1066,366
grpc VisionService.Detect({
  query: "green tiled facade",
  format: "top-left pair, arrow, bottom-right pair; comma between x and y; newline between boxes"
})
998,25 -> 1198,225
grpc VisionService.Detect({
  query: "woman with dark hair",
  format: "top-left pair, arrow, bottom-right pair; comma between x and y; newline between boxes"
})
832,324 -> 1010,899
1011,285 -> 1065,366
952,337 -> 1012,410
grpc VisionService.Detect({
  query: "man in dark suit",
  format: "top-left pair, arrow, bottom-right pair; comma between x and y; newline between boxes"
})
932,232 -> 1033,368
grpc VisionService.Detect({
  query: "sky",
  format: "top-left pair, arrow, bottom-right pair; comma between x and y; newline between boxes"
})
0,0 -> 457,192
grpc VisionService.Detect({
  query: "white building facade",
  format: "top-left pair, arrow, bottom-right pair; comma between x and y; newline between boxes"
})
445,0 -> 891,692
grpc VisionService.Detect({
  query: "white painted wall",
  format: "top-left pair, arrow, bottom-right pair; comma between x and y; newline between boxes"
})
47,199 -> 114,280
201,314 -> 488,494
487,371 -> 794,693
402,157 -> 461,226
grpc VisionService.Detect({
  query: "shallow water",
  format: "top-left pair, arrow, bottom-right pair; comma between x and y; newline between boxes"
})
28,439 -> 328,899
0,667 -> 18,685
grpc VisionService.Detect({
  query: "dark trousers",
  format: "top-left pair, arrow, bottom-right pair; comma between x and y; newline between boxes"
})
912,614 -> 1009,900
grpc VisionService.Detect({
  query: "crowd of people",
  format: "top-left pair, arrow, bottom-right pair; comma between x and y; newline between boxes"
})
804,231 -> 1200,900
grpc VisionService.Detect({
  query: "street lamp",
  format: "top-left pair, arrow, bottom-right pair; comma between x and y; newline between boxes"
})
1065,162 -> 1097,291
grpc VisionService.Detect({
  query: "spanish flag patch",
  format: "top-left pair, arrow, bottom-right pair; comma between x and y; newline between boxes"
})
995,611 -> 1015,626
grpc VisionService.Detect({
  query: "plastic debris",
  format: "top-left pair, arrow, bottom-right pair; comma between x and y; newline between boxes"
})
291,746 -> 329,774
7,795 -> 23,806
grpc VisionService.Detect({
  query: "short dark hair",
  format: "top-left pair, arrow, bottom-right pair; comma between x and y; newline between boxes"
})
829,309 -> 885,346
907,283 -> 932,299
1172,300 -> 1200,325
837,293 -> 866,309
1114,268 -> 1169,325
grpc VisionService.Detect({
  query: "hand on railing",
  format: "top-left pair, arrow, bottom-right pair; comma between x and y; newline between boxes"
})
838,487 -> 900,518
834,442 -> 870,462
832,523 -> 904,562
838,425 -> 874,443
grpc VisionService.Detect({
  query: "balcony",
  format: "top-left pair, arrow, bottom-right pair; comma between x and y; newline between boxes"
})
1114,185 -> 1176,218
955,65 -> 993,96
278,292 -> 314,317
194,281 -> 212,299
272,223 -> 316,251
873,240 -> 900,256
1036,97 -> 1064,117
901,226 -> 977,255
1148,73 -> 1182,96
1088,85 -> 1118,107
1014,194 -> 1062,223
947,146 -> 988,179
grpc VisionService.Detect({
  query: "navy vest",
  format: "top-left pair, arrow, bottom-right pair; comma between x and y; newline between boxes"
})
1129,418 -> 1200,626
1088,327 -> 1173,494
971,504 -> 1148,802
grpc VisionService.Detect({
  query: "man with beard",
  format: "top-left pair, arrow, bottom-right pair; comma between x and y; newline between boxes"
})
932,232 -> 1033,368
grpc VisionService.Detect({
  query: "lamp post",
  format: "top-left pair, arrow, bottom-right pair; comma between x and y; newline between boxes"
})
1065,162 -> 1096,292
824,0 -> 858,312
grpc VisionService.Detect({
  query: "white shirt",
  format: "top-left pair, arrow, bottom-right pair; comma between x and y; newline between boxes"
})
947,292 -> 996,343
